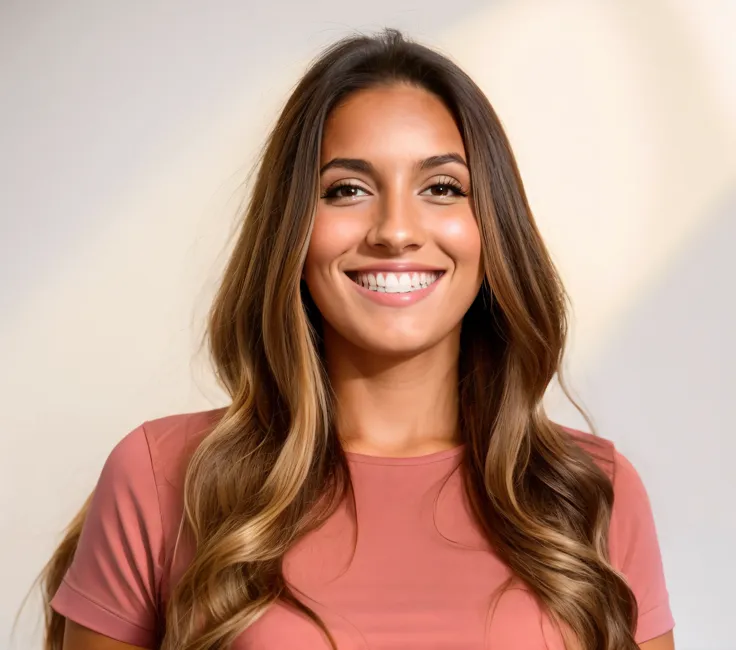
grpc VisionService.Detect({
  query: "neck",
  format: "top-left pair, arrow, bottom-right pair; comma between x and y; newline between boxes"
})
323,326 -> 462,457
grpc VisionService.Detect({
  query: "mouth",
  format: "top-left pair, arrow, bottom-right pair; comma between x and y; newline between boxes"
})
345,270 -> 445,294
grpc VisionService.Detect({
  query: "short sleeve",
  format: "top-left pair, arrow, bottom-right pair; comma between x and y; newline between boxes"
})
50,424 -> 163,648
608,450 -> 674,644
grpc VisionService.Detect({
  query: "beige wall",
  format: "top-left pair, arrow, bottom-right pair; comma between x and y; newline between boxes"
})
2,1 -> 734,648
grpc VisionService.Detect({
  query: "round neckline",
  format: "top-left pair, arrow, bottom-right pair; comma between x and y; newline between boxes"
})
344,444 -> 465,466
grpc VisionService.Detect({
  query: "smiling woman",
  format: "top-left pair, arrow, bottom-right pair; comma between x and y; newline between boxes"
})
38,29 -> 674,650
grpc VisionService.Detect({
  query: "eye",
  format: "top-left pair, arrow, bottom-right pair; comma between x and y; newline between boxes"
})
321,182 -> 370,201
420,177 -> 469,199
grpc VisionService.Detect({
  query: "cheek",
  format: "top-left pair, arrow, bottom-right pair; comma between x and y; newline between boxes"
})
434,212 -> 482,271
305,212 -> 363,275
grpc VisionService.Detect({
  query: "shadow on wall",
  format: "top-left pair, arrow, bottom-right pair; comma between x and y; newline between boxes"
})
585,192 -> 736,650
0,0 -> 495,320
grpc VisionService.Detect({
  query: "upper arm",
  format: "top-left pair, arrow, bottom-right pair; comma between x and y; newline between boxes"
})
639,630 -> 675,650
51,424 -> 164,649
608,450 -> 675,645
63,620 -> 150,650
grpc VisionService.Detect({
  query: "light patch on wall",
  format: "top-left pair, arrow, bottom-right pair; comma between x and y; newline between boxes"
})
435,0 -> 735,373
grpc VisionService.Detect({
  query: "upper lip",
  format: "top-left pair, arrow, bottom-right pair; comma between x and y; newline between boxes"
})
344,262 -> 446,273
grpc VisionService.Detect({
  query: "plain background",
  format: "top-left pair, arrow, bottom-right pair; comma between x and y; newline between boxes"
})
1,1 -> 734,648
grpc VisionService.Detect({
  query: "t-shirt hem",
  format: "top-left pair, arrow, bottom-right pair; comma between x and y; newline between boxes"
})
635,603 -> 675,644
50,579 -> 157,648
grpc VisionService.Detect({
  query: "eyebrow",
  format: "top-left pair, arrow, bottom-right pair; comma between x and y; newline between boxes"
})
319,152 -> 468,175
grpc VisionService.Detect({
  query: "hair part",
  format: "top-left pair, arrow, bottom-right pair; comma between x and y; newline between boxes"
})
39,28 -> 637,650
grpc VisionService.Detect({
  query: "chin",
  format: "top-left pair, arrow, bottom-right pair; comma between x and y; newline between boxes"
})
350,327 -> 449,358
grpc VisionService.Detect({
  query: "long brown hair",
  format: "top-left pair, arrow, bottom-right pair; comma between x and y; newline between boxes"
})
40,28 -> 638,650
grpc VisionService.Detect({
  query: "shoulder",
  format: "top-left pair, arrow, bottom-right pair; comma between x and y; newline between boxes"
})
91,407 -> 226,526
99,408 -> 226,546
560,425 -> 658,552
560,425 -> 650,511
108,408 -> 224,471
100,408 -> 227,578
50,410 -> 226,644
560,426 -> 674,640
561,426 -> 666,583
138,407 -> 227,489
561,425 -> 616,475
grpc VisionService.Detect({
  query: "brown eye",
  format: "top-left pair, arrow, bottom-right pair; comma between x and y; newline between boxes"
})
430,184 -> 455,196
322,183 -> 369,200
420,182 -> 467,198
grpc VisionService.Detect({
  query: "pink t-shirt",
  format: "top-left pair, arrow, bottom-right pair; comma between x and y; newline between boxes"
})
51,410 -> 674,648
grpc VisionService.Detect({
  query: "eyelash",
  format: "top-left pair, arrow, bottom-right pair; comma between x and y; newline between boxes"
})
321,177 -> 469,200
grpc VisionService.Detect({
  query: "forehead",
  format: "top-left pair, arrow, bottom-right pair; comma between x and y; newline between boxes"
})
320,84 -> 466,164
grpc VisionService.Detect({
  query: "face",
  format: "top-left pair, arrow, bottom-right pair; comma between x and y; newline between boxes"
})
304,83 -> 483,357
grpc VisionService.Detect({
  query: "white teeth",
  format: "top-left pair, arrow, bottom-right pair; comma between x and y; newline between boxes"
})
351,271 -> 442,293
385,273 -> 399,293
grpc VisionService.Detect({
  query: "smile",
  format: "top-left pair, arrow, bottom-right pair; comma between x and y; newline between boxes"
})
346,271 -> 444,294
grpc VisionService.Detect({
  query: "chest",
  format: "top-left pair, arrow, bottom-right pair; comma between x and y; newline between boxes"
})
236,554 -> 565,649
227,467 -> 566,649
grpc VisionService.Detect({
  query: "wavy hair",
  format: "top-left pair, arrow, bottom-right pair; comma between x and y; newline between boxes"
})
40,29 -> 638,650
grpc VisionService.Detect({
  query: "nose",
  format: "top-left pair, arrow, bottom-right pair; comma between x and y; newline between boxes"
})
366,189 -> 426,254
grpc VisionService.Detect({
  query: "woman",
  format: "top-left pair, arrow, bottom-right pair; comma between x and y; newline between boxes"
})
41,29 -> 675,650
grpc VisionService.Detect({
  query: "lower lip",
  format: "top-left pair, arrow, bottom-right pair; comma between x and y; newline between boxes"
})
347,274 -> 443,306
